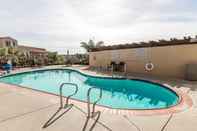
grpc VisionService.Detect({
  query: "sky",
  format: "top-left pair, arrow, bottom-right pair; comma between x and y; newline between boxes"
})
0,0 -> 197,54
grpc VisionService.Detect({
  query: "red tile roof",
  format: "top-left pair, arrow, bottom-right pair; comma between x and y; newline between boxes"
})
18,45 -> 47,53
0,36 -> 17,41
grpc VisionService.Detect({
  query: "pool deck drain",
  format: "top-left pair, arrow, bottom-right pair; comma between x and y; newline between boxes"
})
0,66 -> 197,131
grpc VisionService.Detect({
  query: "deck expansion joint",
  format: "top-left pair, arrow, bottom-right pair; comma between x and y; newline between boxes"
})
0,103 -> 58,123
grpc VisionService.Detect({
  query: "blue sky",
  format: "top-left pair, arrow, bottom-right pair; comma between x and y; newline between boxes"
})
0,0 -> 197,54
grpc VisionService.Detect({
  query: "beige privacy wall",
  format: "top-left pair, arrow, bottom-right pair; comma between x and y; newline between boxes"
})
89,44 -> 197,78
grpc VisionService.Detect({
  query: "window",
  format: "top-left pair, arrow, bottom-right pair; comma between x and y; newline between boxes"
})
13,41 -> 17,47
5,41 -> 8,46
5,41 -> 11,47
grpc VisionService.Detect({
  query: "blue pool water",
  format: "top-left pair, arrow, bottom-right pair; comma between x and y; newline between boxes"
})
0,69 -> 179,109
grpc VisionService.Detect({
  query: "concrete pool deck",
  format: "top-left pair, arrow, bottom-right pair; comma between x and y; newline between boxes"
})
0,66 -> 197,131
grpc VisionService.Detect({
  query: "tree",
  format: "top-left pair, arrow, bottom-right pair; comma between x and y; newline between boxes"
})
56,55 -> 65,65
8,47 -> 18,55
47,52 -> 58,65
17,53 -> 27,67
80,39 -> 104,52
0,48 -> 7,56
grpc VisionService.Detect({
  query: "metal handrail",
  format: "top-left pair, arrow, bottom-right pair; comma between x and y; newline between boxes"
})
43,82 -> 78,129
59,83 -> 78,109
87,87 -> 102,118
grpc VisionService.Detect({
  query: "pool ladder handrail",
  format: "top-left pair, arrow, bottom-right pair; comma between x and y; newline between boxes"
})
87,87 -> 102,118
82,87 -> 102,131
42,82 -> 78,128
59,83 -> 78,109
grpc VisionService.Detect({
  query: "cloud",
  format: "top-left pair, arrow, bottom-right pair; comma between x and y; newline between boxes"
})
0,0 -> 197,53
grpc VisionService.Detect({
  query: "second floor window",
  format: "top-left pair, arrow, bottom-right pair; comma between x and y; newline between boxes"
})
13,42 -> 17,47
5,41 -> 11,47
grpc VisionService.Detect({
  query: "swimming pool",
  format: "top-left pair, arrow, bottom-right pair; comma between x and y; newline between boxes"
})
0,69 -> 179,109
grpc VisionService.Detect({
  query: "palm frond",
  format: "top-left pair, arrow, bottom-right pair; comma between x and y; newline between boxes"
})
96,41 -> 104,47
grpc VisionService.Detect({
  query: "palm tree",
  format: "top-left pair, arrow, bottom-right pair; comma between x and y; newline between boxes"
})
80,39 -> 104,52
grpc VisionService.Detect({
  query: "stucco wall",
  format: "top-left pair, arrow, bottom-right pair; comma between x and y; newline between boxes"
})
89,44 -> 197,78
0,38 -> 18,48
0,39 -> 6,48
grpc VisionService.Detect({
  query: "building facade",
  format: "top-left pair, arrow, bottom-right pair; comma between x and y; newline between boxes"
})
0,37 -> 18,48
18,45 -> 47,57
0,36 -> 47,56
89,39 -> 197,79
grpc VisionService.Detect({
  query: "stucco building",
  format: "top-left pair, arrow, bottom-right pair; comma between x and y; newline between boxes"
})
0,37 -> 18,48
89,37 -> 197,79
18,45 -> 47,57
0,36 -> 47,56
